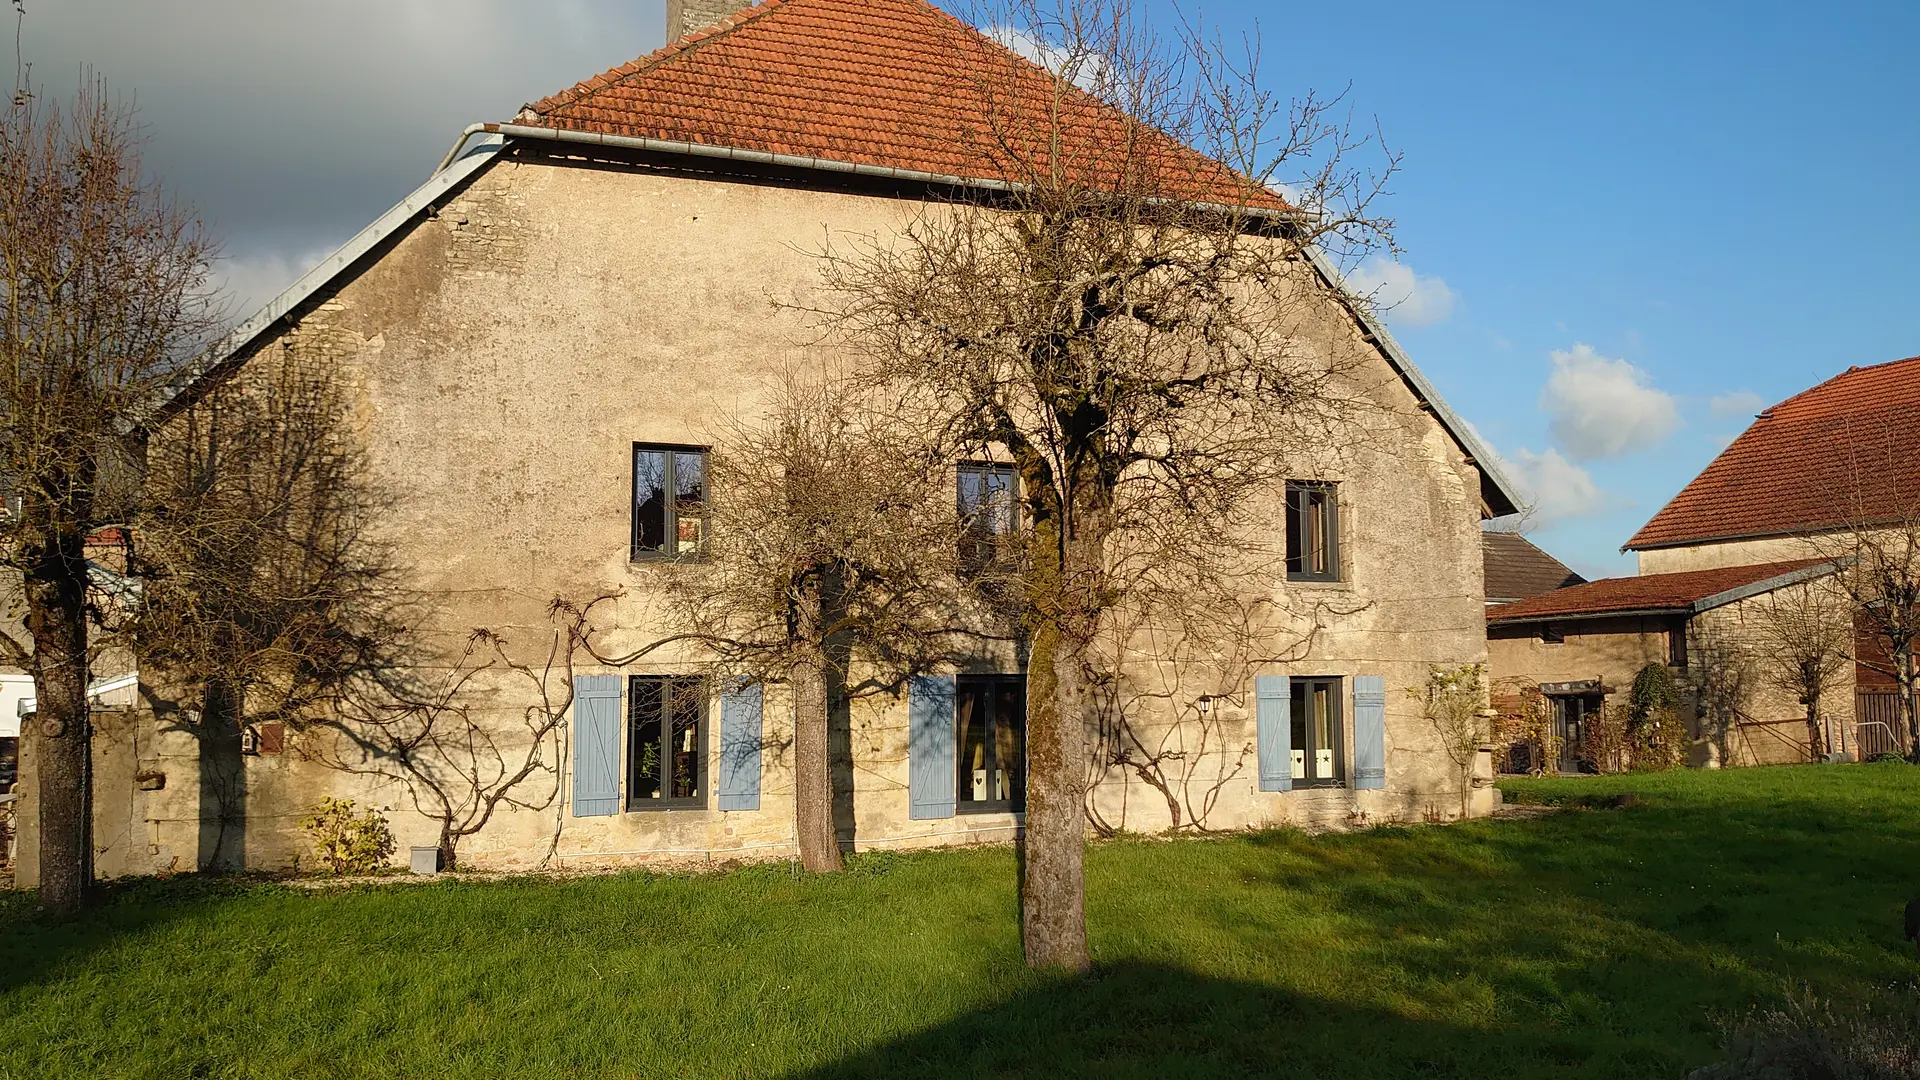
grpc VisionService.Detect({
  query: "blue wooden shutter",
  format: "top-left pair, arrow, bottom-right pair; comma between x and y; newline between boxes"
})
572,675 -> 623,817
1353,674 -> 1387,790
716,681 -> 763,812
908,675 -> 957,820
1256,675 -> 1292,792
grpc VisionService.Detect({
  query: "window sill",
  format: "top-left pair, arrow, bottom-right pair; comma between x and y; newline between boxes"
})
629,553 -> 708,566
625,801 -> 708,813
1290,781 -> 1348,791
958,803 -> 1024,816
1286,577 -> 1352,590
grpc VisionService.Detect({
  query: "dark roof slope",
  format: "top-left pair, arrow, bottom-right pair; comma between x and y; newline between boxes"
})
521,0 -> 1289,212
1482,532 -> 1585,603
1629,355 -> 1920,550
1485,559 -> 1833,624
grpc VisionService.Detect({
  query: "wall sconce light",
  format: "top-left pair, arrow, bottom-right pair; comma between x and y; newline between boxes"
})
1197,695 -> 1215,715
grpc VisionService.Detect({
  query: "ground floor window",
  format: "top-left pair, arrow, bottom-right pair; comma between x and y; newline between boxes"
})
629,675 -> 705,809
1291,677 -> 1344,787
957,675 -> 1025,813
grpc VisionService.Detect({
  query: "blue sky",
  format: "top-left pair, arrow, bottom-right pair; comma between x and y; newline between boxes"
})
22,1 -> 1917,580
1166,0 -> 1918,577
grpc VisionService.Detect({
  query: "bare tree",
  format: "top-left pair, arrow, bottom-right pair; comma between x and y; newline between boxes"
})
314,595 -> 610,870
641,373 -> 981,872
1688,622 -> 1756,767
814,0 -> 1395,968
0,79 -> 219,913
1750,578 -> 1853,760
1814,516 -> 1920,761
133,352 -> 406,868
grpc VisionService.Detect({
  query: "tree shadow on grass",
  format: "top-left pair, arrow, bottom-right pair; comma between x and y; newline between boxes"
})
787,961 -> 1598,1080
0,874 -> 271,996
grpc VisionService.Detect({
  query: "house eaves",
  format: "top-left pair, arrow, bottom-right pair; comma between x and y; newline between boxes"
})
1690,560 -> 1844,614
157,121 -> 1528,521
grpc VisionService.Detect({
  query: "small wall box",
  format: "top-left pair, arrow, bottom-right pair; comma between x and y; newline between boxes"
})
409,846 -> 442,876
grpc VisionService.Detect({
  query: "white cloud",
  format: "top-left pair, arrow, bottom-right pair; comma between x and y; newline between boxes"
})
1505,447 -> 1608,526
1540,343 -> 1680,461
1467,421 -> 1612,529
987,26 -> 1108,91
1709,389 -> 1765,418
1342,258 -> 1457,328
211,247 -> 334,325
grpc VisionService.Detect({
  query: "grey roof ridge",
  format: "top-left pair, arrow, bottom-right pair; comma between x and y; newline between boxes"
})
1690,559 -> 1846,615
1302,247 -> 1523,517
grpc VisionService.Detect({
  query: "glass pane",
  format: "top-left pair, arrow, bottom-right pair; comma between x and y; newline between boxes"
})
1304,493 -> 1329,576
958,466 -> 1015,533
668,678 -> 702,800
1290,690 -> 1308,779
635,450 -> 668,553
1313,684 -> 1334,778
1285,488 -> 1304,575
957,684 -> 989,805
993,680 -> 1025,806
673,452 -> 705,555
630,678 -> 663,801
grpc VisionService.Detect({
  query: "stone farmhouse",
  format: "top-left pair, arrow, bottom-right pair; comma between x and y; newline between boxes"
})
15,0 -> 1525,882
1486,354 -> 1920,771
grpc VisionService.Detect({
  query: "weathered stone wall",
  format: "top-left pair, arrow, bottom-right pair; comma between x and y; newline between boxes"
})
17,153 -> 1497,880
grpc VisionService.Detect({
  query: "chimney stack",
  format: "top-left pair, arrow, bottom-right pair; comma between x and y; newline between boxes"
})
667,0 -> 759,42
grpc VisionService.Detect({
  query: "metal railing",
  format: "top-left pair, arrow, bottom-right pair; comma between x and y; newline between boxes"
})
1854,689 -> 1912,759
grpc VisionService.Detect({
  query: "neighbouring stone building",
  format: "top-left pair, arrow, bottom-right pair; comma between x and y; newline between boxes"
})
14,0 -> 1523,882
1487,353 -> 1920,771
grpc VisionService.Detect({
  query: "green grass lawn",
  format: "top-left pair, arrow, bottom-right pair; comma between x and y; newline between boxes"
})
3,763 -> 1916,1079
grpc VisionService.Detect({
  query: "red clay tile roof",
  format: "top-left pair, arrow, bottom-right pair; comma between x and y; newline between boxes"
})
1484,559 -> 1832,624
520,0 -> 1289,211
1629,355 -> 1920,550
1482,532 -> 1585,603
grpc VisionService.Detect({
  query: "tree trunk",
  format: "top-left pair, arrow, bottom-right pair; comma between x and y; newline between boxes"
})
1019,500 -> 1100,973
25,531 -> 92,916
1900,647 -> 1919,763
1804,702 -> 1825,761
792,586 -> 842,873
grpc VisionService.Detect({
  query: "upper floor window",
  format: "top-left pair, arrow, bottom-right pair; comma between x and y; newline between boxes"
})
1291,676 -> 1344,787
1286,481 -> 1340,582
634,445 -> 707,559
957,674 -> 1026,813
957,462 -> 1017,576
629,675 -> 705,809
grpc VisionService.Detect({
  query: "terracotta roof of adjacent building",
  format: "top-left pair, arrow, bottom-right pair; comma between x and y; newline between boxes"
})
1628,355 -> 1920,550
1484,558 -> 1833,624
1482,532 -> 1585,603
520,0 -> 1290,211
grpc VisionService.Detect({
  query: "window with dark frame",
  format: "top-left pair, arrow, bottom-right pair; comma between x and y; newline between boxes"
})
1540,622 -> 1566,644
628,675 -> 706,809
633,445 -> 707,560
1285,481 -> 1340,582
1668,620 -> 1689,668
1290,676 -> 1345,787
957,463 -> 1018,576
956,674 -> 1026,813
